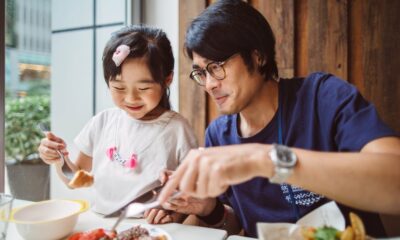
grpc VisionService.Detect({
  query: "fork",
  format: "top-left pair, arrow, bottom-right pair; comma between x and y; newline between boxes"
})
110,190 -> 181,232
38,123 -> 76,187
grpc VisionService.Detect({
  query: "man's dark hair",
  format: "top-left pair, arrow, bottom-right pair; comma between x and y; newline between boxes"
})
185,0 -> 278,81
103,25 -> 174,109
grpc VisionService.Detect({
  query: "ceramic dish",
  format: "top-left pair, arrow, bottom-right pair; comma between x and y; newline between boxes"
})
11,199 -> 88,240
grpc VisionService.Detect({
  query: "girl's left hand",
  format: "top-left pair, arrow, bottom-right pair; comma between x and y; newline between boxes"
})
144,208 -> 186,224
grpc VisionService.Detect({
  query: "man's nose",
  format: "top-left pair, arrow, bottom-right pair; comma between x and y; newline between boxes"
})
204,72 -> 220,91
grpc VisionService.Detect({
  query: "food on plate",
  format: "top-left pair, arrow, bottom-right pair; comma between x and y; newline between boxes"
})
68,228 -> 116,240
68,225 -> 167,240
68,169 -> 94,188
117,225 -> 167,240
302,212 -> 368,240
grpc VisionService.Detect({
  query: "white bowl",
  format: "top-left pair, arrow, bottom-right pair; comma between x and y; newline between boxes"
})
11,199 -> 88,240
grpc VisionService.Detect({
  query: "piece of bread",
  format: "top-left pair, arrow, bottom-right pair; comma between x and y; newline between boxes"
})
68,170 -> 94,188
350,212 -> 366,240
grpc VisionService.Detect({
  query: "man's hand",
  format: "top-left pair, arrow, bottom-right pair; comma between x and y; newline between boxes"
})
158,144 -> 272,202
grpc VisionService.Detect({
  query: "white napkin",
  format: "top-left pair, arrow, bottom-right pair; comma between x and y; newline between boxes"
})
257,201 -> 345,240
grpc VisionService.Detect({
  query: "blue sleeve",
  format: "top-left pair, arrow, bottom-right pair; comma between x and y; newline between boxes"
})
205,123 -> 218,147
316,74 -> 398,151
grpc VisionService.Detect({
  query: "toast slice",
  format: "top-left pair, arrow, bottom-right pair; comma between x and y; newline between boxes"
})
68,170 -> 94,188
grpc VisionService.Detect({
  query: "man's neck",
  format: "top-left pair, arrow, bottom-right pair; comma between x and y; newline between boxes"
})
238,80 -> 279,138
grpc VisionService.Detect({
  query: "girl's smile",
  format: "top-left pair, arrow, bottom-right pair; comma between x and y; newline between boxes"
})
109,57 -> 165,120
126,105 -> 144,111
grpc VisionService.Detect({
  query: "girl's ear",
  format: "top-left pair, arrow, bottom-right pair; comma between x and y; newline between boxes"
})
165,72 -> 174,87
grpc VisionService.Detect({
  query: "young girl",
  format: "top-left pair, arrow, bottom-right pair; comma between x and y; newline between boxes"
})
38,25 -> 198,219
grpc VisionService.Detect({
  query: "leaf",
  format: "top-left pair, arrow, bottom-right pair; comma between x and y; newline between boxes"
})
314,226 -> 340,240
5,96 -> 50,163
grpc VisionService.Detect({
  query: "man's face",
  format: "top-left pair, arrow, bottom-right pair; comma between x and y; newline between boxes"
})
191,52 -> 264,115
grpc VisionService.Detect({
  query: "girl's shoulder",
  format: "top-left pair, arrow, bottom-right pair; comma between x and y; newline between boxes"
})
163,110 -> 192,128
90,107 -> 122,125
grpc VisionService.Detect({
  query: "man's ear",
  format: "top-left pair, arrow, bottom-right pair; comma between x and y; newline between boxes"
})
165,72 -> 174,87
253,50 -> 266,67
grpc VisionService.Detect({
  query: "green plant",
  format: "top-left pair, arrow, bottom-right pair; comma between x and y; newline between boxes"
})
5,95 -> 50,164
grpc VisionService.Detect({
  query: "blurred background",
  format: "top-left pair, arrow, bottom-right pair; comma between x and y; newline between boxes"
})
3,0 -> 179,202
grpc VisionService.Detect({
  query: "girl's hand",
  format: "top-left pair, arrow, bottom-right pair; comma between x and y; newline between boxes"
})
38,132 -> 69,165
159,169 -> 174,185
144,208 -> 186,224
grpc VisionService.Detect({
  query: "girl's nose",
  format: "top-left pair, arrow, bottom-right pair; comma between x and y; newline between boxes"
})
125,91 -> 140,103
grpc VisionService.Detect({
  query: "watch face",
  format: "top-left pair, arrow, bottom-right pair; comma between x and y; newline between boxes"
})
275,145 -> 297,167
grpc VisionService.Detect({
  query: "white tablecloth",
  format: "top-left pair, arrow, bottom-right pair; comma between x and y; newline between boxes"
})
7,199 -> 227,240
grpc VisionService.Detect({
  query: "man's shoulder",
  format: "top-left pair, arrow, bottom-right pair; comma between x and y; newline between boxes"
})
283,72 -> 357,99
302,72 -> 353,91
205,115 -> 236,147
208,114 -> 235,130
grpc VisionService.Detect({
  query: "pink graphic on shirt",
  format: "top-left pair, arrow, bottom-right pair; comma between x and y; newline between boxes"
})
106,146 -> 117,160
125,154 -> 138,169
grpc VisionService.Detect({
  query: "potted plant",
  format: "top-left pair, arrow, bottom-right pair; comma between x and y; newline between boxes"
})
5,95 -> 50,201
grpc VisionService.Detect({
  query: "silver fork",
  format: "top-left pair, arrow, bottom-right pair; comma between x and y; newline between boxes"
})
38,123 -> 76,187
110,190 -> 181,232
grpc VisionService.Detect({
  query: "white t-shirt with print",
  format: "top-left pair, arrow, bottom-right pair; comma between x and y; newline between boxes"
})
74,108 -> 198,215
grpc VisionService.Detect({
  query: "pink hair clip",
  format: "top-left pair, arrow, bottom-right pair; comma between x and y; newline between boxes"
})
112,44 -> 131,67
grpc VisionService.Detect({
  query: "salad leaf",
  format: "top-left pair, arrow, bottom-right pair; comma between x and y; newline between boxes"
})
314,226 -> 340,240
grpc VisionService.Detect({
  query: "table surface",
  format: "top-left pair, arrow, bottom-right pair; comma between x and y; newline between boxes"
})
6,199 -> 228,240
227,236 -> 257,240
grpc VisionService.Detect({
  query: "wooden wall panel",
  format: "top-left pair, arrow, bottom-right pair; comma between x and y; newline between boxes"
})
357,0 -> 400,133
349,0 -> 364,93
254,0 -> 295,79
295,0 -> 309,77
304,0 -> 348,80
179,0 -> 207,145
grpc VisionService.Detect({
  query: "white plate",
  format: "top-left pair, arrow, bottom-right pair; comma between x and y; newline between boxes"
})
117,223 -> 172,240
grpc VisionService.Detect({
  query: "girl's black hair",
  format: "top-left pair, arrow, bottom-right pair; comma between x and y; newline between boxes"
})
185,0 -> 278,81
103,25 -> 174,110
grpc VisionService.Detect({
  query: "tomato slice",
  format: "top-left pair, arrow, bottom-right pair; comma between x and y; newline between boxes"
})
67,228 -> 115,240
68,232 -> 84,240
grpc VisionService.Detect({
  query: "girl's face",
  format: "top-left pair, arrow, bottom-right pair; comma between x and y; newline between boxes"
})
109,57 -> 166,120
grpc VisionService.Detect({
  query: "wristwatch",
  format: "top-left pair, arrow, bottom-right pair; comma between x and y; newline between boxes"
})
268,144 -> 298,184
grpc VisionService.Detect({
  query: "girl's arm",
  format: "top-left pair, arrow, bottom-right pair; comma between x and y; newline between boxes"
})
73,151 -> 92,172
53,151 -> 92,188
197,204 -> 242,236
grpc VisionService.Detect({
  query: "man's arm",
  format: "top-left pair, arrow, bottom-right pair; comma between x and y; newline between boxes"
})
160,137 -> 400,215
280,137 -> 400,214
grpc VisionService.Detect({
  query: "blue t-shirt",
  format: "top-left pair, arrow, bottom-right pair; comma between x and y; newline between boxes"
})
205,72 -> 397,237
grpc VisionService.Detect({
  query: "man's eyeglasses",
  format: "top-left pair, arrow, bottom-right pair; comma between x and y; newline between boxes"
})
189,54 -> 238,86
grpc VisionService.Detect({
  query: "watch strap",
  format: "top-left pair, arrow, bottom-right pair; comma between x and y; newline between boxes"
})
269,167 -> 293,184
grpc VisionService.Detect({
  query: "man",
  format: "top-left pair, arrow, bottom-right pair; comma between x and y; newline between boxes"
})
158,0 -> 400,237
